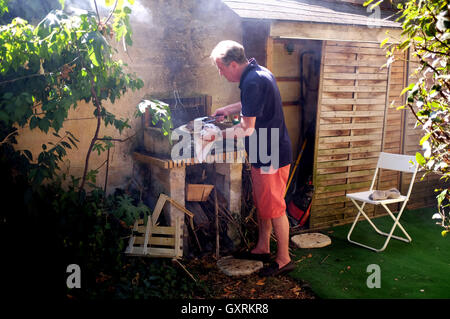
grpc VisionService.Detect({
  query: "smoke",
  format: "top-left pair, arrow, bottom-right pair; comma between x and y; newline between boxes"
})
128,1 -> 152,24
63,0 -> 152,25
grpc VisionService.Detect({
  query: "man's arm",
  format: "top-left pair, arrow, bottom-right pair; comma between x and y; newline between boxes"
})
223,116 -> 255,139
205,102 -> 255,141
212,102 -> 242,121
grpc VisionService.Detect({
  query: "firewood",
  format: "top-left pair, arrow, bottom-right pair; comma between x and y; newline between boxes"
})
185,202 -> 210,229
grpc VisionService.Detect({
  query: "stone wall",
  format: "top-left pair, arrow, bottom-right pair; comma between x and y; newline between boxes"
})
15,0 -> 243,192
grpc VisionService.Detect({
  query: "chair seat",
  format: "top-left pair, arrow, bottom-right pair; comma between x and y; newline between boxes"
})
346,190 -> 407,205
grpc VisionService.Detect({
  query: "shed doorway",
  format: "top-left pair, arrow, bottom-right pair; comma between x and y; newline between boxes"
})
270,38 -> 322,229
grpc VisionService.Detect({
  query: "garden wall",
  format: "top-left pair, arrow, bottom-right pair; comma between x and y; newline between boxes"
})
14,0 -> 242,192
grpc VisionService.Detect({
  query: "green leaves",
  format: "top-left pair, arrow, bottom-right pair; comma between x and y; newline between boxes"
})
112,4 -> 133,49
419,131 -> 432,146
391,0 -> 450,235
82,30 -> 109,67
0,0 -> 9,16
437,189 -> 448,207
38,117 -> 51,133
137,99 -> 173,141
110,194 -> 150,227
1,1 -> 143,189
93,136 -> 114,155
380,37 -> 389,48
415,152 -> 426,167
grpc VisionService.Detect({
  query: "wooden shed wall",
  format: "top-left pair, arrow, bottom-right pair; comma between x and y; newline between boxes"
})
311,40 -> 394,230
374,50 -> 407,215
310,42 -> 445,230
271,39 -> 302,159
269,38 -> 321,160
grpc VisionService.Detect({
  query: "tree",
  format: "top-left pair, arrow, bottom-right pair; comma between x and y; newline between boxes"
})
0,0 -> 183,299
366,0 -> 449,236
0,0 -> 143,192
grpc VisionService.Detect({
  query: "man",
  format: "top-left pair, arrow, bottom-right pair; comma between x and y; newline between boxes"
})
210,40 -> 294,276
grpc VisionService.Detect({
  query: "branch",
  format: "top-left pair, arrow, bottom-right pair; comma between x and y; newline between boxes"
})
93,0 -> 101,24
104,0 -> 119,25
97,133 -> 136,143
406,102 -> 425,126
79,83 -> 102,193
104,147 -> 110,194
0,73 -> 49,86
0,130 -> 18,147
425,4 -> 450,51
415,50 -> 450,93
0,57 -> 80,86
75,32 -> 102,193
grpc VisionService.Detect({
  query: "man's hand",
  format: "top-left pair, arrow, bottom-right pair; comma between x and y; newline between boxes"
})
212,107 -> 229,122
211,102 -> 242,121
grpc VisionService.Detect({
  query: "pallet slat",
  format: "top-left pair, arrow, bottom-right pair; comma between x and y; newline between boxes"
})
322,99 -> 385,105
323,86 -> 387,93
324,59 -> 388,67
321,111 -> 385,117
319,134 -> 382,144
134,236 -> 176,246
323,73 -> 388,80
316,158 -> 379,170
126,195 -> 194,259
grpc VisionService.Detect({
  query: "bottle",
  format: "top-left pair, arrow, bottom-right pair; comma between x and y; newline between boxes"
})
232,115 -> 240,125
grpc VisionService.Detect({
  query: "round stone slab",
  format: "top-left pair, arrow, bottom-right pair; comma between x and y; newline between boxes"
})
291,233 -> 332,248
217,256 -> 263,276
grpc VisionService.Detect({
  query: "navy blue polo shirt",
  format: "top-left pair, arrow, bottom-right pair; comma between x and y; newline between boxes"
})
239,59 -> 292,170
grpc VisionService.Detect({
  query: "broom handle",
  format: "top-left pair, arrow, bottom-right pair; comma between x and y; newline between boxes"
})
213,164 -> 220,260
285,138 -> 308,197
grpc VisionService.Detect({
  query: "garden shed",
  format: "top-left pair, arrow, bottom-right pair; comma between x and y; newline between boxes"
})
221,0 -> 445,230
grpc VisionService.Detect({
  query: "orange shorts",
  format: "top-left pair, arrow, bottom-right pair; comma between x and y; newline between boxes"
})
250,164 -> 291,220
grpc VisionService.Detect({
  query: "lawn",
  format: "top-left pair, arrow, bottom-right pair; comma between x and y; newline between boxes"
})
289,207 -> 450,299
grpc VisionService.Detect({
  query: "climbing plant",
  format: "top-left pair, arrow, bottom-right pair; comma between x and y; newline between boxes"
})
366,0 -> 450,236
0,0 -> 143,191
0,0 -> 198,300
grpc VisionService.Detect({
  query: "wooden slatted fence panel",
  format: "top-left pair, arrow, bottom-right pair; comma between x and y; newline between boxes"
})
311,40 -> 391,230
373,50 -> 408,215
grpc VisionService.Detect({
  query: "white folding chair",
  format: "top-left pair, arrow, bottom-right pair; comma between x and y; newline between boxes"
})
346,152 -> 418,252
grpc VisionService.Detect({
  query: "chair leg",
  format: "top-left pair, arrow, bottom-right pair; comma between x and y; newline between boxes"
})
347,199 -> 411,252
377,202 -> 411,252
347,200 -> 386,252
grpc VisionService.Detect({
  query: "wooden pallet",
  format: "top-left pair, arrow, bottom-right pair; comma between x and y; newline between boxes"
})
125,194 -> 194,259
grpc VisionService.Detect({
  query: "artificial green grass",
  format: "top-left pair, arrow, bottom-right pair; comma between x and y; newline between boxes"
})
289,207 -> 450,299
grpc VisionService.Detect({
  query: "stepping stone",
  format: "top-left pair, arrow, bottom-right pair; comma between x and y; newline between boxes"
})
217,256 -> 263,276
291,233 -> 332,248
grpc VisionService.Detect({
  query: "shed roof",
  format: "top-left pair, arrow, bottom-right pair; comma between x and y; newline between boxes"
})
222,0 -> 401,28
